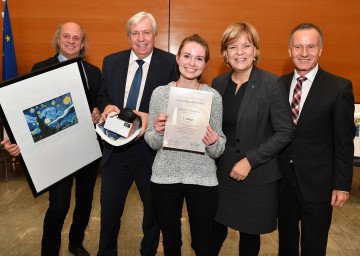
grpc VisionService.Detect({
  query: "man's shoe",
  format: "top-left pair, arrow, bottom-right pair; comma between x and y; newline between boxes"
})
68,244 -> 90,256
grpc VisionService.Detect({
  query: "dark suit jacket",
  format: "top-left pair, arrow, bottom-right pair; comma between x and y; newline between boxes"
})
212,66 -> 294,185
32,55 -> 102,109
279,67 -> 355,202
97,48 -> 177,165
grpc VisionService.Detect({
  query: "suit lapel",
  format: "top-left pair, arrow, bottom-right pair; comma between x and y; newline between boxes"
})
283,73 -> 293,95
237,67 -> 258,123
115,52 -> 131,108
296,68 -> 325,128
216,73 -> 231,97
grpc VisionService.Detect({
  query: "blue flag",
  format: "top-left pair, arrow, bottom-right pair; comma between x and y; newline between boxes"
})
2,0 -> 18,81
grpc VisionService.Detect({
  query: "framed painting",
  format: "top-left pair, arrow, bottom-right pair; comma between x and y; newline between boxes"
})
0,58 -> 102,197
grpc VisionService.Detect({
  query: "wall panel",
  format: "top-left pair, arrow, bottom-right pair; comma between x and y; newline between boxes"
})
169,0 -> 360,100
1,0 -> 170,75
0,0 -> 359,100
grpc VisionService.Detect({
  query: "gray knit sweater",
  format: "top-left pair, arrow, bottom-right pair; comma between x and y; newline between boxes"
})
145,82 -> 226,186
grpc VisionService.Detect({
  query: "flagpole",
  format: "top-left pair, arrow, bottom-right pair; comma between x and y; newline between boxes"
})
2,0 -> 6,19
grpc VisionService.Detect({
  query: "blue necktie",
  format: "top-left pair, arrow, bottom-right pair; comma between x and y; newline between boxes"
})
126,59 -> 144,110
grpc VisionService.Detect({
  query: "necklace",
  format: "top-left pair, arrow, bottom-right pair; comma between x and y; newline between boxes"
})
175,81 -> 201,90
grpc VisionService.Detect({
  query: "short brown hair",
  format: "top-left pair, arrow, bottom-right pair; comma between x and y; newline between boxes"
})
177,34 -> 210,63
289,23 -> 323,46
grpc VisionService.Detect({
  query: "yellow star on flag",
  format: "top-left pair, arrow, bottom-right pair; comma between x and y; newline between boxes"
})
5,35 -> 11,42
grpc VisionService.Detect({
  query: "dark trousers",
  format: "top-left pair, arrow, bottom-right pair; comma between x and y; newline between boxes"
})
98,142 -> 159,256
278,163 -> 333,256
151,182 -> 219,256
41,160 -> 99,256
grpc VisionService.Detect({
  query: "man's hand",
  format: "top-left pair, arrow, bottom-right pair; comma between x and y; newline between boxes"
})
331,190 -> 349,207
133,110 -> 149,138
91,107 -> 101,124
1,138 -> 20,156
101,105 -> 120,121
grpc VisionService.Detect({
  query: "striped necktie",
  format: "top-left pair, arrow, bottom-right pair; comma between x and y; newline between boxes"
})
291,76 -> 307,126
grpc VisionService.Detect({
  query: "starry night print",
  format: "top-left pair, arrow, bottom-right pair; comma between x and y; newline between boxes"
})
23,92 -> 79,143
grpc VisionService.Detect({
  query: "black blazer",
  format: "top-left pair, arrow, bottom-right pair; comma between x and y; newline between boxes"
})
212,66 -> 294,185
98,48 -> 177,113
97,48 -> 177,164
279,67 -> 355,202
32,55 -> 102,110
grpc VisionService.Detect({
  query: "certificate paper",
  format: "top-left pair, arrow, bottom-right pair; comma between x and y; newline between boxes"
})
163,87 -> 213,154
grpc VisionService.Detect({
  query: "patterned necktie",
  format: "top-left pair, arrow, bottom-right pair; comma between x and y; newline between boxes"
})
291,76 -> 307,126
126,59 -> 144,110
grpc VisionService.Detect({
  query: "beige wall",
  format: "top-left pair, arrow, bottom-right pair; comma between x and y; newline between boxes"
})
1,0 -> 359,100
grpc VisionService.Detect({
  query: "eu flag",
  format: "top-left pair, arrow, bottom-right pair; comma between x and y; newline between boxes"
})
2,0 -> 18,80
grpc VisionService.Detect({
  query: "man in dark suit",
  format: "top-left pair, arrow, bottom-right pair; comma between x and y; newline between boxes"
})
2,22 -> 102,256
97,12 -> 177,256
278,23 -> 355,256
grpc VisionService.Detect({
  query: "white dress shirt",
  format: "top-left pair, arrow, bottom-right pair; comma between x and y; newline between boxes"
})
124,51 -> 153,110
288,65 -> 319,117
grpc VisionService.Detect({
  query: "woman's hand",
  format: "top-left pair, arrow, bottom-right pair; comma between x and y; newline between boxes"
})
154,113 -> 168,135
202,125 -> 218,146
1,138 -> 20,156
230,157 -> 251,181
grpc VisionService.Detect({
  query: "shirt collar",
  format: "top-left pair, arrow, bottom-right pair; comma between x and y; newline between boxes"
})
57,53 -> 68,63
130,50 -> 153,65
294,64 -> 318,83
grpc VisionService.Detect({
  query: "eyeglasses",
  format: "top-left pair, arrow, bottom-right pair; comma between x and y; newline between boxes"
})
227,43 -> 253,52
291,44 -> 320,52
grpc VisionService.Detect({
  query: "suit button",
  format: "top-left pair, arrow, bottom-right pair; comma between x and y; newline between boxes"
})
236,139 -> 240,142
236,150 -> 240,153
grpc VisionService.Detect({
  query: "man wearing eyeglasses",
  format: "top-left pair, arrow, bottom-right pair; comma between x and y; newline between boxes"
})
278,23 -> 355,256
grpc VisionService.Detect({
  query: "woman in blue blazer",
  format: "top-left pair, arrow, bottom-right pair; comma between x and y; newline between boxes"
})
211,22 -> 294,256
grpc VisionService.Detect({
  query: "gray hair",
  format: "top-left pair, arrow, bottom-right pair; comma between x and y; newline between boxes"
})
126,12 -> 157,37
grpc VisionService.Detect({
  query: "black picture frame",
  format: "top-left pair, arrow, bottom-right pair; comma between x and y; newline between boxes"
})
0,58 -> 102,197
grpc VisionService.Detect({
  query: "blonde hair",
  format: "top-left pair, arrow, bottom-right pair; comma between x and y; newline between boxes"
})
220,22 -> 260,65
